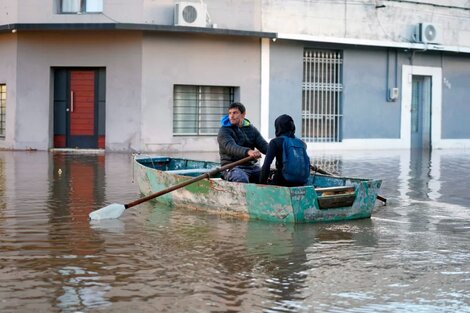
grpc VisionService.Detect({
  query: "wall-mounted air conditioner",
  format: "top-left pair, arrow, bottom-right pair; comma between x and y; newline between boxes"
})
413,23 -> 441,44
174,2 -> 208,27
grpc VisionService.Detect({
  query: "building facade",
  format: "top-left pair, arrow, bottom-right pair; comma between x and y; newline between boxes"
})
1,0 -> 469,152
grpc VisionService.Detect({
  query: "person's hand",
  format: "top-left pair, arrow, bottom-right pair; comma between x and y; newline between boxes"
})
247,150 -> 261,159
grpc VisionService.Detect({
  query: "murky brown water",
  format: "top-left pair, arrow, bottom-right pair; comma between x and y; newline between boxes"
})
0,150 -> 469,312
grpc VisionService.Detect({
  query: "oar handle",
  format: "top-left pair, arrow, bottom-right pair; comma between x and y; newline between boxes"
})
311,164 -> 387,205
125,155 -> 256,209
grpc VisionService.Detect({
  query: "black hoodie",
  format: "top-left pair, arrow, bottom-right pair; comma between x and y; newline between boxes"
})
260,114 -> 306,185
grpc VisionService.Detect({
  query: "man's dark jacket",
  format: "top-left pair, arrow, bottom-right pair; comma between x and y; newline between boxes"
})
217,115 -> 268,166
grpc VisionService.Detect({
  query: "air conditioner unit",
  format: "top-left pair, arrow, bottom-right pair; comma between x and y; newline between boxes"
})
174,2 -> 208,27
413,23 -> 441,44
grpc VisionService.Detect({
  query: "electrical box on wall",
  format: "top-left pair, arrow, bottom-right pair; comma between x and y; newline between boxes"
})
388,87 -> 399,101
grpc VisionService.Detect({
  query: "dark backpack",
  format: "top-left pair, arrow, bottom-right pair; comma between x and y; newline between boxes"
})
281,136 -> 310,184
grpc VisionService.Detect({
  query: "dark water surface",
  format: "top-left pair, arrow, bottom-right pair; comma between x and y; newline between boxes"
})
0,150 -> 469,313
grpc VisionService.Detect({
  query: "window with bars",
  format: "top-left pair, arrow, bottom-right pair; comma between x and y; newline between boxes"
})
0,84 -> 6,139
58,0 -> 103,13
173,85 -> 235,136
302,49 -> 343,143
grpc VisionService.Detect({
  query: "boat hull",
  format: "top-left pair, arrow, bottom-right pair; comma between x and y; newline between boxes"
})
133,156 -> 382,223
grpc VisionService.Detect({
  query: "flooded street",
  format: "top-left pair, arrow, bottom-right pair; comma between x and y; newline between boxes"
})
0,150 -> 469,313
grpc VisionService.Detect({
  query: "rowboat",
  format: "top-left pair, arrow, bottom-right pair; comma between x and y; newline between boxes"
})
133,155 -> 382,223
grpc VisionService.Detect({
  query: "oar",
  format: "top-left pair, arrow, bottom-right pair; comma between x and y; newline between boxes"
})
89,156 -> 255,221
310,165 -> 387,205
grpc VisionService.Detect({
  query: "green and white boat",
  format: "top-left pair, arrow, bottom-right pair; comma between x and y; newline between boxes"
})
133,155 -> 383,224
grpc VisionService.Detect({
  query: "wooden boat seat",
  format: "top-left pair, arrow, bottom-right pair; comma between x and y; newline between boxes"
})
315,186 -> 355,194
166,168 -> 213,177
315,186 -> 356,210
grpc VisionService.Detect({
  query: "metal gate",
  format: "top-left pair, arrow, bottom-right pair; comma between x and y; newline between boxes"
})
302,50 -> 343,142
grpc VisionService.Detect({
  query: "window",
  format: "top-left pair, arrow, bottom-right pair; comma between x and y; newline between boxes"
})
0,84 -> 6,139
173,85 -> 235,135
302,49 -> 343,142
59,0 -> 103,14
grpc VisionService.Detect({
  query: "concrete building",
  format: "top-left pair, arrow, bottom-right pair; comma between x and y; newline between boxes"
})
1,0 -> 469,152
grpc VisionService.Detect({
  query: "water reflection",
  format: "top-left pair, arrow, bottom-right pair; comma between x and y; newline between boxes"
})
0,150 -> 469,312
47,153 -> 111,310
311,149 -> 470,207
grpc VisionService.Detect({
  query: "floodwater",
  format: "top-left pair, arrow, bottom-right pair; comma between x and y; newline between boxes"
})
0,149 -> 469,313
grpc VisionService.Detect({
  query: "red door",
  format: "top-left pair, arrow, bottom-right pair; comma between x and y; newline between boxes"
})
71,71 -> 94,136
53,68 -> 105,149
68,71 -> 97,148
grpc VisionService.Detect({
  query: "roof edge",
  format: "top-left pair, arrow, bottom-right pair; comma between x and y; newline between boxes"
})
0,23 -> 277,39
278,33 -> 470,54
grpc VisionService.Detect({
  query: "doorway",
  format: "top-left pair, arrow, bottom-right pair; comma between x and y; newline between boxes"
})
411,75 -> 432,149
53,68 -> 106,149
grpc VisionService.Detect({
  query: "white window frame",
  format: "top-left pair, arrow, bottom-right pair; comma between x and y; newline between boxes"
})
59,0 -> 103,14
0,84 -> 6,139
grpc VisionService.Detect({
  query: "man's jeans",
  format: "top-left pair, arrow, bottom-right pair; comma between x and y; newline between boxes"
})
222,165 -> 261,183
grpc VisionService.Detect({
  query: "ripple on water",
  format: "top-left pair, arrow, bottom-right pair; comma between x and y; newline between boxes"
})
1,150 -> 470,312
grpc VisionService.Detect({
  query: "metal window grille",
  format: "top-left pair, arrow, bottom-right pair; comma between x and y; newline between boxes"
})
173,85 -> 234,135
311,155 -> 342,175
0,84 -> 6,139
302,50 -> 343,142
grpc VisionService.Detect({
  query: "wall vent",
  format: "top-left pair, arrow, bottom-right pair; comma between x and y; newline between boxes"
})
174,2 -> 208,27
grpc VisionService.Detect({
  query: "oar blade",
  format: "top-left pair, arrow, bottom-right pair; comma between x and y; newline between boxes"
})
89,203 -> 126,220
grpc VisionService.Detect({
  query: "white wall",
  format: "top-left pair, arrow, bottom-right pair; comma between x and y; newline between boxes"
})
0,35 -> 17,149
262,0 -> 470,48
0,0 -> 17,24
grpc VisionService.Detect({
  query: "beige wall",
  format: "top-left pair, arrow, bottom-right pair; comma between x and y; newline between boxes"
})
4,1 -> 469,48
13,31 -> 143,151
3,0 -> 262,32
141,33 -> 262,152
11,0 -> 143,24
4,30 -> 263,152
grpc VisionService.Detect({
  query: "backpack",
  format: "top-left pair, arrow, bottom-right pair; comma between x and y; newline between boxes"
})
281,136 -> 310,184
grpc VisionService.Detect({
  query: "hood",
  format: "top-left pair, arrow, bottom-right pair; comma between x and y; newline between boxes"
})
220,115 -> 251,127
275,114 -> 295,137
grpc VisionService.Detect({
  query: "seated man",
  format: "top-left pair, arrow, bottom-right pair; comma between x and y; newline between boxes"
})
217,102 -> 268,183
260,114 -> 310,186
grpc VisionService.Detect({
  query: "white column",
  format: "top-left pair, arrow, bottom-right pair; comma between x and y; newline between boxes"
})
260,38 -> 270,140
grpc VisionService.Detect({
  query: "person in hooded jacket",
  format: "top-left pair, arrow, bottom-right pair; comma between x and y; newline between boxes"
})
217,102 -> 269,183
259,114 -> 308,186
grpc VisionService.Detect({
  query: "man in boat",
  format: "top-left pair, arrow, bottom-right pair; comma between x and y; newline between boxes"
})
259,114 -> 310,186
217,102 -> 268,183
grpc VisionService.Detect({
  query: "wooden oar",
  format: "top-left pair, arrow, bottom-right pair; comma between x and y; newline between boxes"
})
89,156 -> 255,220
310,165 -> 387,205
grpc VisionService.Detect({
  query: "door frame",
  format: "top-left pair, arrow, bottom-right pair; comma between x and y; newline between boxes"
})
53,67 -> 105,149
401,65 -> 442,149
